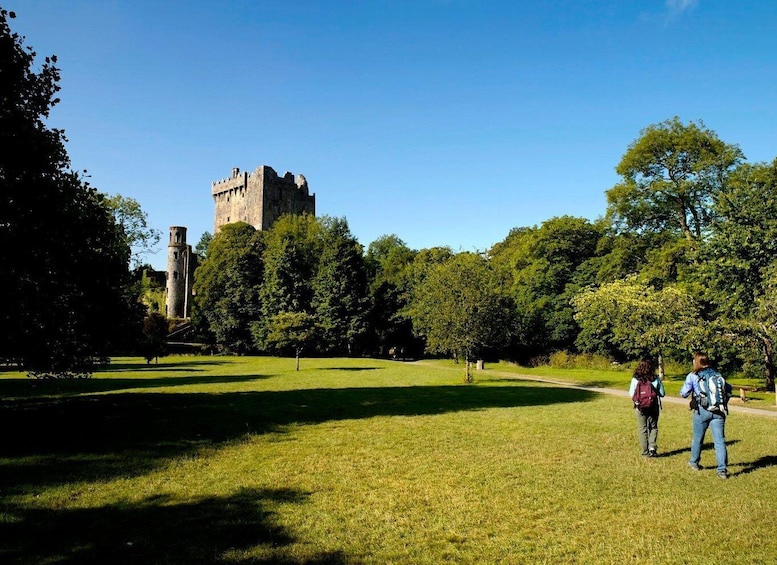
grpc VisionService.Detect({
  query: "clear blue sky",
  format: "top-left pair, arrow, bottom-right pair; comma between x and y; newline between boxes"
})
8,0 -> 777,270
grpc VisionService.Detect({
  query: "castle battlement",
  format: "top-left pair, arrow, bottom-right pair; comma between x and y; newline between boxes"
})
211,164 -> 315,232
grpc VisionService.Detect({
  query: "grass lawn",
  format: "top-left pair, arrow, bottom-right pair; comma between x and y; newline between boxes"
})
2,356 -> 776,563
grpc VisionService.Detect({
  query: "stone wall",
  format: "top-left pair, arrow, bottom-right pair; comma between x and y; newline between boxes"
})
211,165 -> 315,232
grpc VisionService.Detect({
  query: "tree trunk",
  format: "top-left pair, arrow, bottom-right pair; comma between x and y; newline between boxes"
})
295,349 -> 301,372
758,333 -> 776,404
657,352 -> 665,380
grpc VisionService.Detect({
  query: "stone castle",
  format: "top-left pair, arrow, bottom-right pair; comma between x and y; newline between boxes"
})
165,164 -> 316,319
211,165 -> 315,232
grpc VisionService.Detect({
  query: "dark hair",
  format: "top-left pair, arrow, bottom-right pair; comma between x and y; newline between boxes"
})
693,352 -> 711,373
633,357 -> 656,383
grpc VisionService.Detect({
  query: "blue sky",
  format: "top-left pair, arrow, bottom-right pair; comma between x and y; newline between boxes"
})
8,0 -> 777,270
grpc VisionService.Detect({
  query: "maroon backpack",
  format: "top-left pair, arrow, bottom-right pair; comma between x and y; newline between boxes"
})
632,379 -> 658,411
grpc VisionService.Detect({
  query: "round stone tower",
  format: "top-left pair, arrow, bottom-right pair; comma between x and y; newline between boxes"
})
165,226 -> 190,319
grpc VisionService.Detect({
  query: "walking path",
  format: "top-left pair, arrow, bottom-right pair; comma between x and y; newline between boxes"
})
488,369 -> 777,418
415,361 -> 777,418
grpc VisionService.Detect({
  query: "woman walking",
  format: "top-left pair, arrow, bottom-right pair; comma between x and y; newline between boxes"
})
680,352 -> 732,479
629,357 -> 665,457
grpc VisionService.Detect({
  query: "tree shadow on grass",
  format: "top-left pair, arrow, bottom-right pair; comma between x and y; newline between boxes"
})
0,383 -> 595,563
95,360 -> 232,373
319,367 -> 382,372
0,374 -> 271,398
0,383 -> 596,490
0,487 -> 347,564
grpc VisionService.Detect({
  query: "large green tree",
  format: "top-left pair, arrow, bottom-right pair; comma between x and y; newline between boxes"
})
489,216 -> 604,360
364,234 -> 417,357
311,217 -> 369,355
255,214 -> 322,352
409,252 -> 514,381
192,222 -> 264,354
694,159 -> 777,392
0,9 -> 138,376
606,117 -> 743,241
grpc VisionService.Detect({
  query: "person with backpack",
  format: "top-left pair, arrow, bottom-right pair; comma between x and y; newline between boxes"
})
629,357 -> 665,457
680,352 -> 733,479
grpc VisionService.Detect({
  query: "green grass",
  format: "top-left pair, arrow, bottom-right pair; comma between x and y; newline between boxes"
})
2,356 -> 777,563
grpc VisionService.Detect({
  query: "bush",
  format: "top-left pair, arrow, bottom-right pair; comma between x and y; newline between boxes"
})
547,351 -> 615,370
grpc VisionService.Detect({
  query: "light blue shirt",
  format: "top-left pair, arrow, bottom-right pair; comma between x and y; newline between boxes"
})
680,367 -> 731,398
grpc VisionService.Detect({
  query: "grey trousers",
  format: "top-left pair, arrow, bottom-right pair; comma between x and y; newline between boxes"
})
635,406 -> 660,455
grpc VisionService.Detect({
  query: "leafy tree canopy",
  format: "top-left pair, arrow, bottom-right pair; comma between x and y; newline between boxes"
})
606,117 -> 743,241
1,9 -> 137,376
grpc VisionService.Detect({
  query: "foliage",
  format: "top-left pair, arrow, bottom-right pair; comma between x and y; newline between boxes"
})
133,265 -> 166,314
409,252 -> 514,380
573,276 -> 701,369
259,311 -> 316,370
364,234 -> 418,356
139,311 -> 169,363
195,230 -> 212,260
489,216 -> 604,360
255,214 -> 323,349
0,9 -> 138,377
547,351 -> 614,371
104,193 -> 161,268
192,222 -> 264,354
606,116 -> 743,241
700,159 -> 777,317
311,217 -> 369,355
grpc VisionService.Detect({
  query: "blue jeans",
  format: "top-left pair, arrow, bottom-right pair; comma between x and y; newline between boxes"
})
690,407 -> 728,472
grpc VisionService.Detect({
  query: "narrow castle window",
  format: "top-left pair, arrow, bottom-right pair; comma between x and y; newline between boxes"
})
174,251 -> 178,259
173,271 -> 179,280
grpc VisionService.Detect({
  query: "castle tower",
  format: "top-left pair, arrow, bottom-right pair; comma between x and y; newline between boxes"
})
211,165 -> 315,232
165,226 -> 192,319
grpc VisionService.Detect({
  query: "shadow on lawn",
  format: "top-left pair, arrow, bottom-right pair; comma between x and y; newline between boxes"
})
95,359 -> 232,373
0,383 -> 596,483
0,383 -> 595,562
1,487 -> 347,565
0,374 -> 271,398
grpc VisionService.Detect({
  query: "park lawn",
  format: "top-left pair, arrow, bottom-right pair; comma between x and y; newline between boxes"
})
1,356 -> 776,564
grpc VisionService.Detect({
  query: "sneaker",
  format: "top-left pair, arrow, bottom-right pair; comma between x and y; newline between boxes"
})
648,449 -> 657,457
717,471 -> 729,479
689,463 -> 702,471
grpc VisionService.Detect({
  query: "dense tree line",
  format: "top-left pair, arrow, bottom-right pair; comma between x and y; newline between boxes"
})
192,116 -> 777,393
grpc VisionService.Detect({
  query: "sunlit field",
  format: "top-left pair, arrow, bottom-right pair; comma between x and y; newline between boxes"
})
2,356 -> 776,564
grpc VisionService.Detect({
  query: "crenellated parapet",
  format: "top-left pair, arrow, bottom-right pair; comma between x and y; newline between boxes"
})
212,164 -> 315,232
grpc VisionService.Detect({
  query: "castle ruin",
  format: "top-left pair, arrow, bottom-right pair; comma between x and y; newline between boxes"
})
165,226 -> 197,319
163,164 -> 316,321
211,165 -> 315,232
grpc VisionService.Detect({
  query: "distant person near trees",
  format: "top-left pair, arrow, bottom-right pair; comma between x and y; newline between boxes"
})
680,352 -> 732,479
629,357 -> 665,457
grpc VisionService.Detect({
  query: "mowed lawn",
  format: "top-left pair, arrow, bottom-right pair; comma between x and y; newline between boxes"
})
1,357 -> 776,564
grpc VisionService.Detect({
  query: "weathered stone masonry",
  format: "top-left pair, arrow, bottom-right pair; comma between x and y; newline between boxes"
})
165,226 -> 197,319
211,165 -> 315,232
164,164 -> 314,320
